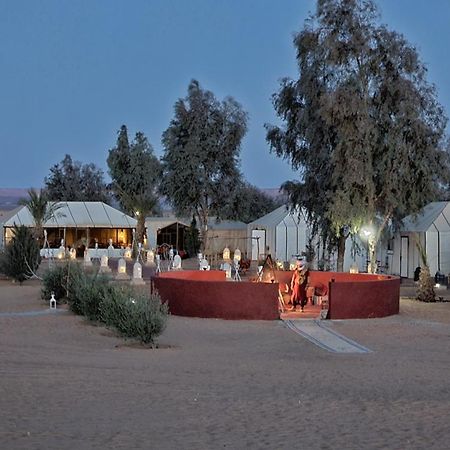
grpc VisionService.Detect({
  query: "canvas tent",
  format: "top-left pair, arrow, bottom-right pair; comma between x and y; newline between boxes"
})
247,205 -> 309,262
145,216 -> 247,257
207,219 -> 247,256
145,217 -> 191,250
391,202 -> 450,278
3,201 -> 137,256
247,205 -> 392,272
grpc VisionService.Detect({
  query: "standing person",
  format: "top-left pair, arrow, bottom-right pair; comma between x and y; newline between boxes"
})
290,260 -> 309,312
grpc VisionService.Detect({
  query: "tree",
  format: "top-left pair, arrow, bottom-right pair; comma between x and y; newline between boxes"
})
266,0 -> 449,272
45,154 -> 108,202
161,80 -> 248,251
0,225 -> 40,283
217,182 -> 283,224
107,126 -> 162,244
19,189 -> 62,246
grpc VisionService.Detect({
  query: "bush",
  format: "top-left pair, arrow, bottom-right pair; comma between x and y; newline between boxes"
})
101,286 -> 169,345
42,262 -> 169,345
41,262 -> 84,304
0,225 -> 41,283
73,274 -> 112,321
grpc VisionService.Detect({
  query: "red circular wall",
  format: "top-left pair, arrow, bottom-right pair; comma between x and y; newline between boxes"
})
152,271 -> 279,320
152,270 -> 400,320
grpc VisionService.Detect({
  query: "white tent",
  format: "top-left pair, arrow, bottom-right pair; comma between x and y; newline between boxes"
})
247,205 -> 391,272
3,202 -> 137,255
3,201 -> 136,229
392,202 -> 450,278
247,205 -> 309,262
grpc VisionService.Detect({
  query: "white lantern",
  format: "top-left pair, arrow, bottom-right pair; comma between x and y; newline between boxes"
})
147,249 -> 155,264
223,247 -> 230,261
173,254 -> 182,270
49,293 -> 57,309
233,248 -> 241,262
131,262 -> 145,285
116,258 -> 129,280
99,255 -> 111,273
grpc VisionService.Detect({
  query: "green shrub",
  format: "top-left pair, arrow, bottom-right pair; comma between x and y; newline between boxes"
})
101,286 -> 169,345
43,262 -> 169,344
41,262 -> 84,304
68,270 -> 110,320
0,225 -> 41,283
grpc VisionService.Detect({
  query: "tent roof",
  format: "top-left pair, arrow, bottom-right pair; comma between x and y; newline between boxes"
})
145,216 -> 246,230
248,205 -> 305,227
401,202 -> 450,232
3,202 -> 137,228
145,216 -> 191,229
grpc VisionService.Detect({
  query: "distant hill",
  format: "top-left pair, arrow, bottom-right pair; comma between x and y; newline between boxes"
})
0,187 -> 286,212
0,188 -> 29,211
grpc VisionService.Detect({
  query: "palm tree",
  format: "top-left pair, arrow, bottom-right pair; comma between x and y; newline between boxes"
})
19,189 -> 63,246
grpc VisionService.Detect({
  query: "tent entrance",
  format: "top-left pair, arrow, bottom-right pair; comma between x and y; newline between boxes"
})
251,229 -> 266,261
157,222 -> 188,250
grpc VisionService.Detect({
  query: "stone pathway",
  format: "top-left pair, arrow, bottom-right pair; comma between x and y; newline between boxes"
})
283,319 -> 372,353
0,309 -> 68,318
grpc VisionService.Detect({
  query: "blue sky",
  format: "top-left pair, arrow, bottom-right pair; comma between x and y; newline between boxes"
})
1,0 -> 449,189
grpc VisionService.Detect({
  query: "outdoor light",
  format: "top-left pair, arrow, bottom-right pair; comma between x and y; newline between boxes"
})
223,247 -> 230,261
118,258 -> 127,274
124,246 -> 132,259
132,262 -> 145,285
234,248 -> 241,262
360,225 -> 375,239
49,293 -> 57,309
116,258 -> 129,280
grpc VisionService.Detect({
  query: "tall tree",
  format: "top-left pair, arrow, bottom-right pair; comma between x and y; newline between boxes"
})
161,80 -> 248,251
107,126 -> 162,244
45,154 -> 108,202
217,182 -> 283,224
266,0 -> 449,272
19,189 -> 62,246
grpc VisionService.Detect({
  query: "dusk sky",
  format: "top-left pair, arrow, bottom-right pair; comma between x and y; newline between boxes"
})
1,0 -> 449,189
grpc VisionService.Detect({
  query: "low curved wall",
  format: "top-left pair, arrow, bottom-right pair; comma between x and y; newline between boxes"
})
152,271 -> 279,320
276,271 -> 400,319
152,270 -> 400,321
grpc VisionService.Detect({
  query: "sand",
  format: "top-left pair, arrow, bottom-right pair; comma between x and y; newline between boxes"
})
1,280 -> 450,449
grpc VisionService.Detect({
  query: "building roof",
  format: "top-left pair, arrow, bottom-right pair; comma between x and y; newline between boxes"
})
401,202 -> 450,232
248,205 -> 306,228
3,202 -> 137,229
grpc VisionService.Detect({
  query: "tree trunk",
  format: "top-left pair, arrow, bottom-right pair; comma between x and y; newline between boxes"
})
136,215 -> 146,247
367,236 -> 377,274
198,212 -> 208,254
336,232 -> 346,272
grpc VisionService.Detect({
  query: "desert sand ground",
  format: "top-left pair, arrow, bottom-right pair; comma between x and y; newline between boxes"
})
1,279 -> 450,450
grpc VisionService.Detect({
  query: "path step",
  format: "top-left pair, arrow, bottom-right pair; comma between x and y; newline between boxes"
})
283,319 -> 371,353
